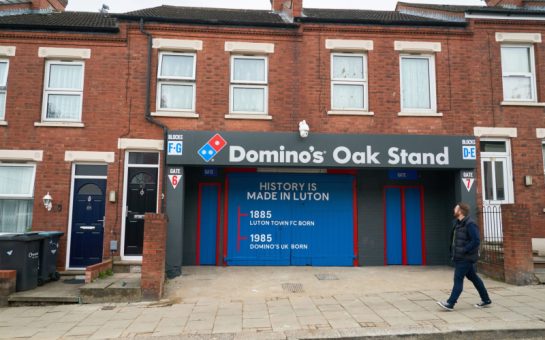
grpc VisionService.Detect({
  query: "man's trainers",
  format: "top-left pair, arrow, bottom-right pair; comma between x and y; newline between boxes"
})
474,300 -> 492,308
436,301 -> 454,311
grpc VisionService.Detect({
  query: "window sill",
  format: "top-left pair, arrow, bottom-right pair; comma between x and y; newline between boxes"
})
328,110 -> 374,116
34,122 -> 84,128
151,111 -> 199,118
501,101 -> 545,107
225,114 -> 272,120
398,112 -> 443,117
0,121 -> 7,126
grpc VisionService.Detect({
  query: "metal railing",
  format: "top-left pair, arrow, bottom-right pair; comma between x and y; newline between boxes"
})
478,205 -> 504,265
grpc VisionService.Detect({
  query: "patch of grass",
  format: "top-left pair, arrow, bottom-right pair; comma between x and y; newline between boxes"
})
98,268 -> 114,279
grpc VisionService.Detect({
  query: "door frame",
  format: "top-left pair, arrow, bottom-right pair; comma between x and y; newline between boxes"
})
196,182 -> 222,266
120,151 -> 161,261
65,163 -> 108,270
479,138 -> 514,205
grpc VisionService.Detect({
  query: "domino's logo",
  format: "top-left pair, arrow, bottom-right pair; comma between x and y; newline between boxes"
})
198,134 -> 228,162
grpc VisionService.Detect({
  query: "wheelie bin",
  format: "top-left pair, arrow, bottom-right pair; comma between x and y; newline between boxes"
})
0,233 -> 44,291
36,231 -> 65,285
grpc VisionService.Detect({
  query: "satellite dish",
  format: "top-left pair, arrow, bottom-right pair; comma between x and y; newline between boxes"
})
100,4 -> 110,13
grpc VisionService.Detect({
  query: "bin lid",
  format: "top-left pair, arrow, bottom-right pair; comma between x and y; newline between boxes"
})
35,231 -> 65,237
0,233 -> 45,241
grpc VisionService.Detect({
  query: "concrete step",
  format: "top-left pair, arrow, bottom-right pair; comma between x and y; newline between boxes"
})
8,276 -> 82,306
59,270 -> 85,276
535,269 -> 545,284
79,273 -> 141,304
113,260 -> 142,274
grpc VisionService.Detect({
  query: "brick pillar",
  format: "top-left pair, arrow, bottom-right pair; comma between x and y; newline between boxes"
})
501,204 -> 535,285
141,213 -> 168,300
0,270 -> 16,307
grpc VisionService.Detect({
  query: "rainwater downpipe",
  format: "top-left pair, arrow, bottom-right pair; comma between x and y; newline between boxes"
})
140,18 -> 168,214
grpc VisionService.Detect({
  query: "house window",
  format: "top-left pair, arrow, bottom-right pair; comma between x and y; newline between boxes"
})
0,59 -> 8,121
400,55 -> 436,113
42,60 -> 84,122
230,56 -> 268,115
157,52 -> 196,112
542,142 -> 545,173
331,53 -> 367,111
0,164 -> 35,233
501,45 -> 537,102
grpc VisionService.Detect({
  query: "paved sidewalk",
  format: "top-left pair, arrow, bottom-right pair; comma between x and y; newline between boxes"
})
0,266 -> 544,339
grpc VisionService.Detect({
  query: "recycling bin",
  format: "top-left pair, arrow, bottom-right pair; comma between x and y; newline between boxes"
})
36,231 -> 64,285
0,233 -> 44,291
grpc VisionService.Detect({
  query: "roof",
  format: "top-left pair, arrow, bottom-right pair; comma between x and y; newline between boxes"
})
298,8 -> 466,26
0,12 -> 119,32
0,0 -> 31,5
396,2 -> 545,16
115,5 -> 294,27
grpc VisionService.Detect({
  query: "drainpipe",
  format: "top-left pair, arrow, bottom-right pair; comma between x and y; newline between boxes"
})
140,18 -> 168,213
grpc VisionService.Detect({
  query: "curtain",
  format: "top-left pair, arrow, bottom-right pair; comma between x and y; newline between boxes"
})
233,87 -> 264,112
332,84 -> 364,109
160,84 -> 193,110
233,58 -> 266,82
0,61 -> 7,85
46,94 -> 81,120
501,47 -> 530,73
401,58 -> 431,110
0,92 -> 5,120
332,55 -> 363,79
48,64 -> 83,89
0,166 -> 34,196
160,55 -> 194,78
0,200 -> 33,233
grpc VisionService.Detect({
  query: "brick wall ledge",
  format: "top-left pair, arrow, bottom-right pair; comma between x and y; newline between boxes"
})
34,122 -> 85,128
85,259 -> 113,284
501,102 -> 545,107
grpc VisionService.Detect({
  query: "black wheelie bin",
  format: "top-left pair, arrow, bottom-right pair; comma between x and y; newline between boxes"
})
0,233 -> 44,291
36,231 -> 64,285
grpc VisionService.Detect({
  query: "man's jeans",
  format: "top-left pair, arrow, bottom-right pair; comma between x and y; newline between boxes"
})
447,260 -> 490,306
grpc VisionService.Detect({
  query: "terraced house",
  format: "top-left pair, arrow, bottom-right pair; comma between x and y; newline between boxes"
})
0,0 -> 544,288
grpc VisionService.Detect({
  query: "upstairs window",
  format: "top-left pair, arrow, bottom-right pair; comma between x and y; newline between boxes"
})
157,52 -> 196,112
42,60 -> 84,122
400,55 -> 436,113
230,56 -> 268,115
0,60 -> 8,121
331,53 -> 367,111
501,45 -> 537,102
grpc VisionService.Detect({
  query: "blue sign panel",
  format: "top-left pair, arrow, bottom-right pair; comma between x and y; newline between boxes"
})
388,170 -> 418,181
226,173 -> 354,266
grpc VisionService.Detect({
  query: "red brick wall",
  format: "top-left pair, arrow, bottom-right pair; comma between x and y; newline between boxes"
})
0,270 -> 16,306
84,259 -> 113,284
141,213 -> 167,300
502,204 -> 535,285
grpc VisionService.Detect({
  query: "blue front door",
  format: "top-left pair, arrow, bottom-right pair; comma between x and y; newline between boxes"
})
69,179 -> 106,268
197,183 -> 220,265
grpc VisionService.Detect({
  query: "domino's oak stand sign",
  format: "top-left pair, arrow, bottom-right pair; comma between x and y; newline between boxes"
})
167,131 -> 477,169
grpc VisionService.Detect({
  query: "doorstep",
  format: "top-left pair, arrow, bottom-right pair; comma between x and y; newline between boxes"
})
8,275 -> 82,306
79,272 -> 141,304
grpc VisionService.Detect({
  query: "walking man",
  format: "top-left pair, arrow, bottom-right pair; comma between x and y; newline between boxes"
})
437,202 -> 491,311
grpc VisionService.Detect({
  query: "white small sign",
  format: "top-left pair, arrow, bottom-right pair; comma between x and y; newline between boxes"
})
462,178 -> 475,192
168,175 -> 181,189
167,141 -> 183,156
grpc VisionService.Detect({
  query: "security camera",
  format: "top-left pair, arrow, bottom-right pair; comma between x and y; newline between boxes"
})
299,120 -> 309,138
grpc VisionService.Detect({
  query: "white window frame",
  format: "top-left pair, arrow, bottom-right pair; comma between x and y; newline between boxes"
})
0,163 -> 36,199
542,141 -> 545,174
229,55 -> 268,115
330,53 -> 368,112
0,59 -> 9,121
156,51 -> 196,113
41,60 -> 85,122
399,54 -> 437,115
480,138 -> 514,204
500,44 -> 537,103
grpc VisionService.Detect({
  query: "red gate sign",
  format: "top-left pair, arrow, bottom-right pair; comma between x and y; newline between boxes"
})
168,175 -> 181,189
463,178 -> 475,192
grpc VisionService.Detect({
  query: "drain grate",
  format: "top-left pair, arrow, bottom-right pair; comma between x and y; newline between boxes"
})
282,283 -> 304,293
315,273 -> 338,281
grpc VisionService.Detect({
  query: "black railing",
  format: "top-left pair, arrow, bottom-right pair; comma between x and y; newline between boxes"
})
478,205 -> 504,265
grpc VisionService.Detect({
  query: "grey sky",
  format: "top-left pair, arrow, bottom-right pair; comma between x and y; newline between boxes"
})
66,0 -> 485,13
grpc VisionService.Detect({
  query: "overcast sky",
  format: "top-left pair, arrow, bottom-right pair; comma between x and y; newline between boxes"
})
66,0 -> 485,13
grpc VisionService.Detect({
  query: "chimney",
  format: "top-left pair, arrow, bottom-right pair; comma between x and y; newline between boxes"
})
270,0 -> 303,20
0,0 -> 67,14
485,0 -> 523,7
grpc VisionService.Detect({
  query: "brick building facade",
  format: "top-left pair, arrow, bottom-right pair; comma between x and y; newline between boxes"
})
0,0 -> 543,281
